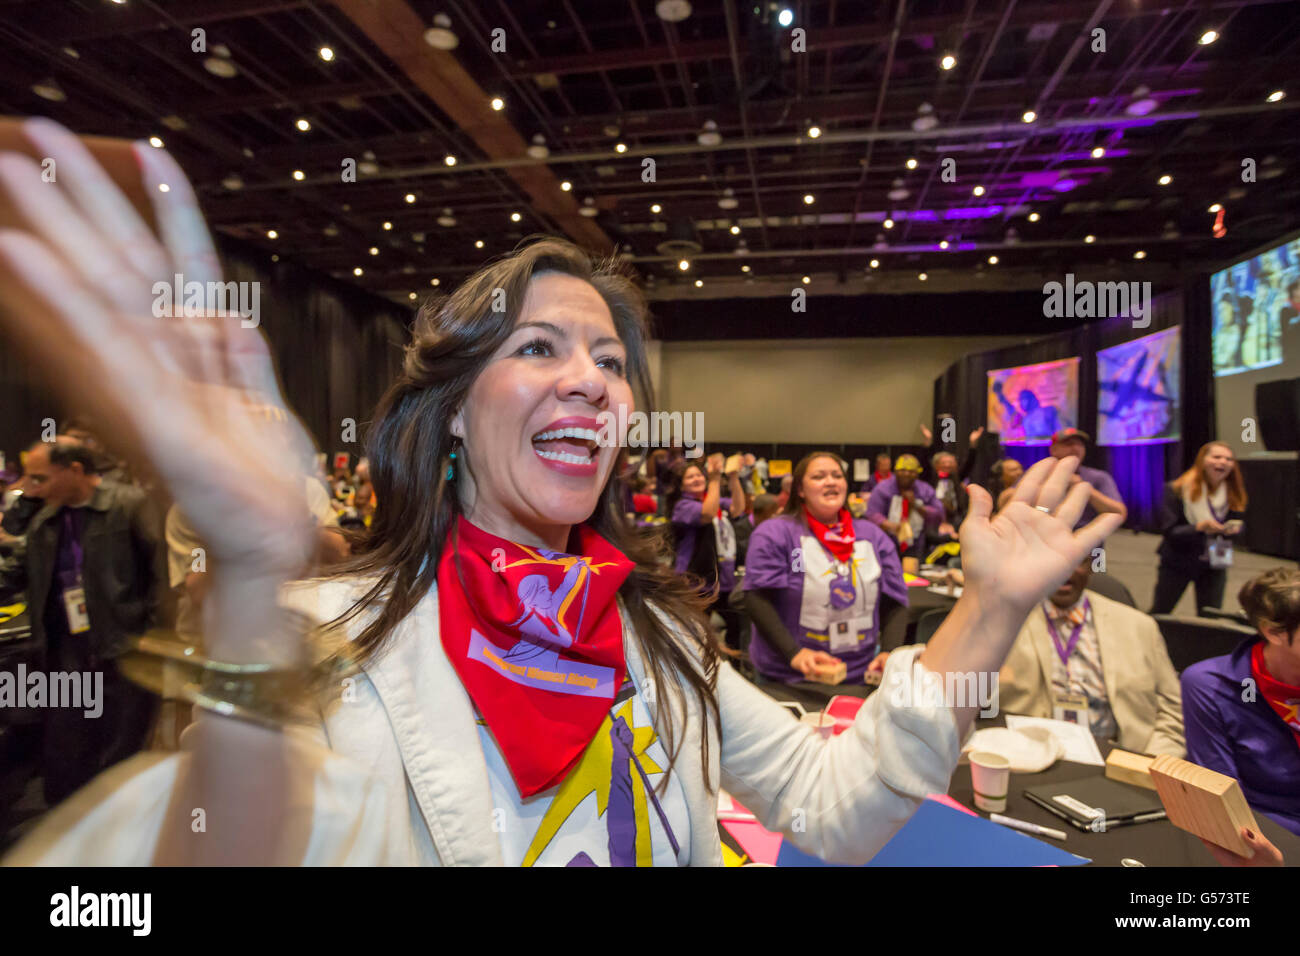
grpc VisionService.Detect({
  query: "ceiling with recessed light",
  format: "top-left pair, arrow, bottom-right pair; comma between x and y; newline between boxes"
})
2,0 -> 1297,304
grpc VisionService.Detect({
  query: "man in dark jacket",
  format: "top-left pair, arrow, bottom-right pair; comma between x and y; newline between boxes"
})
0,439 -> 164,803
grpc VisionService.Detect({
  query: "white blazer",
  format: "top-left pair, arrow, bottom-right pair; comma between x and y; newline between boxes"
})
7,577 -> 962,866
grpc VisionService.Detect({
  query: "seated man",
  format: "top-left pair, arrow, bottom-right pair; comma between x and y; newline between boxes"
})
865,454 -> 942,560
998,557 -> 1185,756
1182,567 -> 1300,837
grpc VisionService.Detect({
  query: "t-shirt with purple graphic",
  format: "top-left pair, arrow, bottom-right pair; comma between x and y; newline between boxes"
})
742,514 -> 907,683
671,495 -> 737,593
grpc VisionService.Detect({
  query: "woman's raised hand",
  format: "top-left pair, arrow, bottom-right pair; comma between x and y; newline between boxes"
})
0,119 -> 316,662
959,456 -> 1123,616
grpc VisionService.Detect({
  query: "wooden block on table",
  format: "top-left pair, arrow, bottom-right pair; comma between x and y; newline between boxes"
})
1104,749 -> 1157,791
808,660 -> 847,685
1148,754 -> 1258,857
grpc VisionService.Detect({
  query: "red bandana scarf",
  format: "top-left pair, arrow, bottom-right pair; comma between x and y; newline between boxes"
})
1251,641 -> 1300,752
803,506 -> 856,563
437,516 -> 634,797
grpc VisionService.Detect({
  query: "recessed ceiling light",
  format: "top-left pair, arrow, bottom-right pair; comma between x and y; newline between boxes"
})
651,203 -> 662,214
561,181 -> 572,191
579,197 -> 599,217
869,259 -> 880,269
741,264 -> 751,272
318,46 -> 334,62
444,155 -> 456,166
913,103 -> 938,132
1208,203 -> 1222,213
1022,110 -> 1037,123
1267,90 -> 1285,102
778,8 -> 794,27
655,0 -> 692,23
405,193 -> 416,203
382,221 -> 392,230
204,56 -> 238,78
437,208 -> 456,227
906,158 -> 918,170
729,225 -> 740,235
475,239 -> 484,249
353,267 -> 363,276
803,193 -> 815,204
424,13 -> 459,50
694,279 -> 703,287
988,255 -> 999,264
918,272 -> 928,281
266,229 -> 277,239
490,96 -> 504,111
271,254 -> 279,262
148,135 -> 163,148
526,134 -> 549,159
614,143 -> 627,153
409,292 -> 417,300
939,240 -> 949,249
1091,146 -> 1106,159
801,275 -> 810,284
511,212 -> 521,222
718,188 -> 739,210
1028,212 -> 1040,222
31,79 -> 65,101
884,218 -> 894,229
697,120 -> 722,147
1158,174 -> 1172,185
431,278 -> 440,286
221,174 -> 243,191
369,247 -> 379,256
1134,250 -> 1147,259
973,185 -> 985,196
1198,29 -> 1218,45
807,125 -> 822,139
940,54 -> 956,70
292,169 -> 305,181
1084,234 -> 1096,243
296,118 -> 311,132
679,259 -> 690,271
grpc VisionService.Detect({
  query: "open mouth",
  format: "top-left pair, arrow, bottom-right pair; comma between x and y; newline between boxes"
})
531,426 -> 600,465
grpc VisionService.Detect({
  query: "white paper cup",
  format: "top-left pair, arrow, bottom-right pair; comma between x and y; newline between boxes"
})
969,751 -> 1011,813
800,711 -> 836,739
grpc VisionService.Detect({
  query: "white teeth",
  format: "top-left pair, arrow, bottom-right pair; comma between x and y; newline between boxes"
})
533,427 -> 599,442
535,448 -> 592,465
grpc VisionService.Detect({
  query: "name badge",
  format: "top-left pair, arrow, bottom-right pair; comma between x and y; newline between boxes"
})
1207,537 -> 1233,569
1052,693 -> 1089,727
828,614 -> 872,653
63,585 -> 91,634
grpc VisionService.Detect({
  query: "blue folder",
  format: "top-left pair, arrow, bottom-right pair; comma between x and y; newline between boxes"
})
776,799 -> 1091,867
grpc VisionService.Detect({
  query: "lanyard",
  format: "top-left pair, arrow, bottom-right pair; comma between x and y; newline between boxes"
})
1044,599 -> 1089,667
62,509 -> 85,587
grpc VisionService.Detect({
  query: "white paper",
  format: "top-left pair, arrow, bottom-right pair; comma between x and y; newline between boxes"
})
1004,715 -> 1105,767
853,458 -> 871,482
927,584 -> 963,599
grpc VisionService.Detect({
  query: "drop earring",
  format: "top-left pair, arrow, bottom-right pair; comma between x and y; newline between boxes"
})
446,439 -> 459,481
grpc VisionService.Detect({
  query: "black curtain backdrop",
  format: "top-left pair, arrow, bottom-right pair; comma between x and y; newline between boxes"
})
932,285 -> 1213,531
0,237 -> 414,471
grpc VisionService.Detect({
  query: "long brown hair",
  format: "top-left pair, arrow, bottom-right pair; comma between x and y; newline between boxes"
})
1172,441 -> 1247,510
780,451 -> 849,529
329,238 -> 719,787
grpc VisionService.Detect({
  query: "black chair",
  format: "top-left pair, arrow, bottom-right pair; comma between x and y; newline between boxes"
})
1200,606 -> 1251,628
913,607 -> 950,645
1151,614 -> 1253,673
1086,572 -> 1136,608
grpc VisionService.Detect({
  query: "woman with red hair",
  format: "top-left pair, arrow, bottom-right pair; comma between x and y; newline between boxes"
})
1151,441 -> 1248,614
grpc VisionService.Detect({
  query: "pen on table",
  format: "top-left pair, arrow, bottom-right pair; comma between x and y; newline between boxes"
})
990,813 -> 1068,841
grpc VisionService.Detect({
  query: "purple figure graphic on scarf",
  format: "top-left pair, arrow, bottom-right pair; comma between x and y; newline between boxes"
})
502,555 -> 588,666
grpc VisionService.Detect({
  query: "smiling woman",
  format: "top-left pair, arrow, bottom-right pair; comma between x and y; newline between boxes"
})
0,120 -> 1123,866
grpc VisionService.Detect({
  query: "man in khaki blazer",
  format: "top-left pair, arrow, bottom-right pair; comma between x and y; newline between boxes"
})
997,558 -> 1185,756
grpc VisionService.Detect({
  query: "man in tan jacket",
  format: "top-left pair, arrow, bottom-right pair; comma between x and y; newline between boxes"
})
997,557 -> 1185,756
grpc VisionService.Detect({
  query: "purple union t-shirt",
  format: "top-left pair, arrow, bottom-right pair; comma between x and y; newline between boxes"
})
671,496 -> 737,593
742,514 -> 907,684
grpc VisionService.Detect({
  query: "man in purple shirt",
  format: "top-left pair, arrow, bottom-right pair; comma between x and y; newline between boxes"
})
1049,429 -> 1127,530
865,455 -> 942,560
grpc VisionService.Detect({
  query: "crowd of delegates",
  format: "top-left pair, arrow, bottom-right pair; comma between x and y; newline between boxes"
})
0,407 -> 1292,859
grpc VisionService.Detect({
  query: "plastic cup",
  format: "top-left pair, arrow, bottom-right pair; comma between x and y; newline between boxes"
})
969,751 -> 1011,813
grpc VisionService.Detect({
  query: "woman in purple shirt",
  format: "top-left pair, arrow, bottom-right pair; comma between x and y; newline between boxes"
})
743,452 -> 908,686
1183,568 -> 1300,840
666,454 -> 745,649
